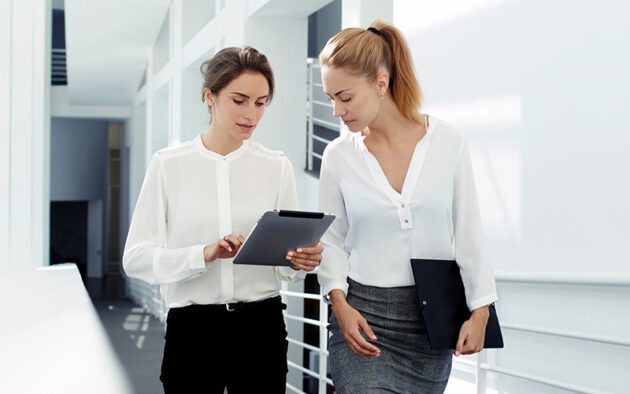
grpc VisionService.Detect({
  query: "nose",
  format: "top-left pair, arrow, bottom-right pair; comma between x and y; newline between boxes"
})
332,101 -> 345,118
244,102 -> 256,121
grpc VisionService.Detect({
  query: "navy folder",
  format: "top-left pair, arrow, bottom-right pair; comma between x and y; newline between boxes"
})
410,259 -> 504,350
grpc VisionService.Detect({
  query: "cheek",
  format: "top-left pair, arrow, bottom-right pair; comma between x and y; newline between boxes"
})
257,106 -> 266,119
353,96 -> 376,119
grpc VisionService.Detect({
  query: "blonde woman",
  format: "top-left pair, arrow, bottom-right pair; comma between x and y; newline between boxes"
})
317,22 -> 498,393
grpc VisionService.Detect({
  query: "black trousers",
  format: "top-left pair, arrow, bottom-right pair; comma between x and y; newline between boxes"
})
160,296 -> 288,394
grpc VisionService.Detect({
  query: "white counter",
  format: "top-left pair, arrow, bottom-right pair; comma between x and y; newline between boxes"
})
0,264 -> 133,394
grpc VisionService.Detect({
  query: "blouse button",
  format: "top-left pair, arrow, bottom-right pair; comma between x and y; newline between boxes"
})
404,219 -> 409,224
401,203 -> 405,208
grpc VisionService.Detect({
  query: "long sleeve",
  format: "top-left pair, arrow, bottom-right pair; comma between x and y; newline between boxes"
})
317,147 -> 351,296
122,154 -> 207,285
274,157 -> 308,282
453,143 -> 498,310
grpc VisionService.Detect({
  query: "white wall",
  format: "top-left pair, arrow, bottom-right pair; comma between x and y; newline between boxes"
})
0,0 -> 51,272
393,1 -> 630,393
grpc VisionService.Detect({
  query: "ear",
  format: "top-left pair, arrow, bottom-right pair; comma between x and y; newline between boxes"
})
375,70 -> 389,98
203,88 -> 215,106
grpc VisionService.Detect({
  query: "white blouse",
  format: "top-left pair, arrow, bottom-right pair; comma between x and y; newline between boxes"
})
317,116 -> 498,310
123,135 -> 306,308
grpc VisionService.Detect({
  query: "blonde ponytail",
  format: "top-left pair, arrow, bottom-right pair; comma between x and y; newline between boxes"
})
319,20 -> 422,124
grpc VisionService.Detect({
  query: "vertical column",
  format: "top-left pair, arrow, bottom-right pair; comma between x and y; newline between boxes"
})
0,0 -> 12,271
169,0 -> 182,146
342,0 -> 393,28
31,0 -> 52,269
1,0 -> 51,272
144,49 -> 154,168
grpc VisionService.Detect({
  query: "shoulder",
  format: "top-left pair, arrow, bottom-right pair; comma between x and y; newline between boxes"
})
428,116 -> 466,153
153,140 -> 197,164
322,132 -> 355,160
248,141 -> 290,163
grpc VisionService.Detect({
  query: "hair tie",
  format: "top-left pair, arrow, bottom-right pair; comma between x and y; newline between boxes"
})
367,26 -> 381,35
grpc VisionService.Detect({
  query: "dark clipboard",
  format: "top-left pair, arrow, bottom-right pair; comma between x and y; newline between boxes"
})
233,210 -> 335,266
410,259 -> 504,350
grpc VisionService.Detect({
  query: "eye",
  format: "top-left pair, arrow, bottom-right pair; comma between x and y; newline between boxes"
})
255,101 -> 266,107
233,99 -> 244,105
340,97 -> 352,103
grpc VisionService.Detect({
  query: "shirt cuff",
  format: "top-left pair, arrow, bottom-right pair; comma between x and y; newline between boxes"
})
188,244 -> 208,275
277,266 -> 308,281
468,293 -> 498,311
321,281 -> 349,304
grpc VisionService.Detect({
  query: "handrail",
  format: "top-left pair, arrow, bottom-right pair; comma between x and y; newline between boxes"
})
479,364 -> 610,394
501,322 -> 630,347
495,271 -> 630,286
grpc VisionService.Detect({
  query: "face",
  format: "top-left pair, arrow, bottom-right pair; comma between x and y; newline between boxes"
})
204,71 -> 270,140
321,65 -> 386,132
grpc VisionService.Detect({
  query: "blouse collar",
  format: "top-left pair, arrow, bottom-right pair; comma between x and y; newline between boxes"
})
193,134 -> 250,161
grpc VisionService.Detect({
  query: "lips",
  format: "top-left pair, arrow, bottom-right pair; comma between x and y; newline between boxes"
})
342,119 -> 354,125
237,123 -> 255,132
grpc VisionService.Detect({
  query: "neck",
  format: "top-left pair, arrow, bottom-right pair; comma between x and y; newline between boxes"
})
365,97 -> 425,147
202,123 -> 243,156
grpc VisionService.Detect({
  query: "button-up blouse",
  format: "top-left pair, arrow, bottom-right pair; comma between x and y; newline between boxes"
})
317,116 -> 497,310
123,135 -> 305,308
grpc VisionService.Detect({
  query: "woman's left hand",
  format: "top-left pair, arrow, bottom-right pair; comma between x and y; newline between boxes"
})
454,305 -> 490,356
286,242 -> 323,272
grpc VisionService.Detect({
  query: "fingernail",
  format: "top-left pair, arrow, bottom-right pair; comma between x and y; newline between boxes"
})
287,251 -> 294,257
286,256 -> 292,260
455,351 -> 460,356
296,248 -> 303,253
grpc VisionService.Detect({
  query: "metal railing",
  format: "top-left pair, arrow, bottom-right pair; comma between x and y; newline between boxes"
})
127,270 -> 629,393
52,48 -> 67,85
460,272 -> 630,394
281,272 -> 333,394
306,58 -> 338,175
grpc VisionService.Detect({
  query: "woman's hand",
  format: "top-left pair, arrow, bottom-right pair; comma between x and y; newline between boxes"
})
203,234 -> 245,263
454,305 -> 490,356
330,289 -> 381,357
285,242 -> 323,272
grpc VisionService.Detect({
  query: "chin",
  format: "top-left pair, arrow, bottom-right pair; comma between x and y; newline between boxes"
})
347,123 -> 365,133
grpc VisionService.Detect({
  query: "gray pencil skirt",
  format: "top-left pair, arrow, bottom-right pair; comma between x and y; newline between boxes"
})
328,278 -> 453,393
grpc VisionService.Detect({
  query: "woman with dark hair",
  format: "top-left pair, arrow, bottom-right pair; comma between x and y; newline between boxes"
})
123,46 -> 322,393
317,21 -> 498,392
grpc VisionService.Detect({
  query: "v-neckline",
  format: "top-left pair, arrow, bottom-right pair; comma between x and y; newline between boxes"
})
358,115 -> 434,205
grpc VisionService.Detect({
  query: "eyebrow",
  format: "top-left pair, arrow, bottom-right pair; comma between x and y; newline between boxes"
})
230,92 -> 269,100
325,89 -> 350,97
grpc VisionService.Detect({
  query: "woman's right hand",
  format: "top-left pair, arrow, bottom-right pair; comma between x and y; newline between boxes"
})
203,234 -> 245,263
330,290 -> 381,357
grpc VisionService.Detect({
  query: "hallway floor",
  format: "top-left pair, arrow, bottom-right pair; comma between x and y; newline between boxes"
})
87,278 -> 164,394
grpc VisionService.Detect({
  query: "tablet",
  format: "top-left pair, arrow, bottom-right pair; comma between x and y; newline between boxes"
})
233,210 -> 335,266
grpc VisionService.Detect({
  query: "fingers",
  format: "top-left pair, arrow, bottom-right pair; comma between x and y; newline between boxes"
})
288,251 -> 322,262
461,340 -> 483,355
454,329 -> 467,356
286,246 -> 321,271
297,242 -> 323,255
290,260 -> 317,272
217,240 -> 233,253
223,234 -> 244,249
218,234 -> 245,257
359,319 -> 378,342
454,325 -> 484,355
346,323 -> 380,357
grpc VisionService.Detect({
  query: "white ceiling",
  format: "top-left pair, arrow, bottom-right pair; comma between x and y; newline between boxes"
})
64,0 -> 170,106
